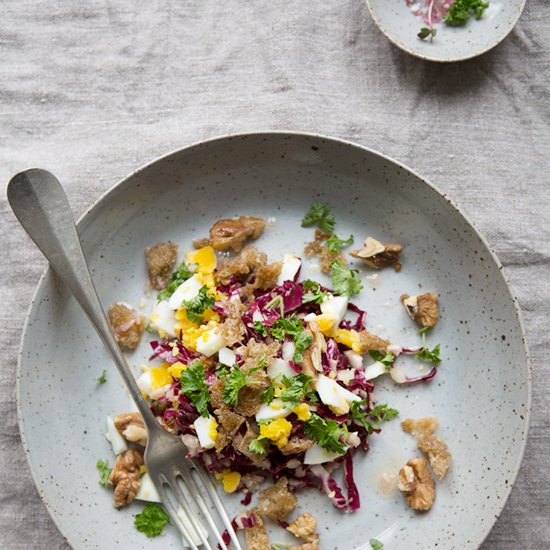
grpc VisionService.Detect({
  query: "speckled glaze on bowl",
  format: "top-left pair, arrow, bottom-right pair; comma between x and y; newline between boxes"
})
17,132 -> 530,550
365,0 -> 526,62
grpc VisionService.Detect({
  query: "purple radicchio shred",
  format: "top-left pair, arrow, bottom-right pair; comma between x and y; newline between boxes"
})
219,512 -> 257,548
344,451 -> 360,511
322,339 -> 350,372
149,339 -> 198,364
240,491 -> 253,506
310,464 -> 348,510
339,302 -> 367,331
404,365 -> 438,383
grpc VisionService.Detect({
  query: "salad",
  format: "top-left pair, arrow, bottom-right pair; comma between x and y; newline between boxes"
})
99,204 -> 451,549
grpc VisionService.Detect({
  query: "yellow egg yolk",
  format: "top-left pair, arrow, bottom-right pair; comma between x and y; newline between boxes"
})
259,418 -> 293,448
186,246 -> 217,274
334,328 -> 362,353
208,418 -> 219,442
292,403 -> 312,421
150,365 -> 173,389
167,361 -> 187,379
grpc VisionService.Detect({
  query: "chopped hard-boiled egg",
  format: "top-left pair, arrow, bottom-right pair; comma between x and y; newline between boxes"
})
149,364 -> 173,389
168,274 -> 203,309
215,470 -> 241,493
344,350 -> 363,369
292,403 -> 312,421
218,347 -> 237,367
315,374 -> 361,415
282,340 -> 295,362
185,246 -> 217,274
277,253 -> 301,285
193,415 -> 218,449
304,444 -> 345,465
259,417 -> 293,448
364,361 -> 388,380
267,358 -> 295,380
137,370 -> 171,400
135,472 -> 161,503
195,328 -> 226,357
105,415 -> 127,455
167,361 -> 186,379
320,295 -> 348,327
334,328 -> 363,354
255,399 -> 292,421
149,299 -> 176,337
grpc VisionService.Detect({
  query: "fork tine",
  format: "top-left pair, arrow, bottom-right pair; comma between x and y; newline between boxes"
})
155,481 -> 201,550
180,470 -> 229,550
162,473 -> 214,550
194,466 -> 243,550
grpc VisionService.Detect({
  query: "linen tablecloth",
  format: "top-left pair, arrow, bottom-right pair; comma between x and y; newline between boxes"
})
1,1 -> 548,548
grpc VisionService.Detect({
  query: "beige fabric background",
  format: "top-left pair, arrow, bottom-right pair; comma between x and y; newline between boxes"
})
1,1 -> 549,548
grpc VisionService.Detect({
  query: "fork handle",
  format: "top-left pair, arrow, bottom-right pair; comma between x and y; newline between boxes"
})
8,169 -> 158,430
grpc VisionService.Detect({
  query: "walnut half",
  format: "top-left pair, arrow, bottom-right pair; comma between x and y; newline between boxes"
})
401,293 -> 439,328
350,237 -> 403,272
108,448 -> 144,508
114,412 -> 147,446
398,457 -> 435,511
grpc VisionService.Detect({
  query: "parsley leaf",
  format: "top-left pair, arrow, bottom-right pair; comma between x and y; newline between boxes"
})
325,234 -> 354,253
370,540 -> 384,550
279,374 -> 313,409
134,503 -> 170,538
262,382 -> 275,404
254,320 -> 269,337
180,361 -> 210,417
96,458 -> 112,486
416,344 -> 441,365
301,202 -> 336,233
292,331 -> 313,362
302,279 -> 329,304
444,0 -> 489,26
368,350 -> 395,371
97,370 -> 107,384
418,26 -> 437,40
330,260 -> 363,297
304,413 -> 347,453
182,285 -> 215,324
157,261 -> 193,302
222,366 -> 262,407
249,437 -> 269,455
271,317 -> 304,341
350,401 -> 399,434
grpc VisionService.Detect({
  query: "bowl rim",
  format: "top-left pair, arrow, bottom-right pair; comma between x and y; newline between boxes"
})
364,0 -> 527,63
15,130 -> 532,549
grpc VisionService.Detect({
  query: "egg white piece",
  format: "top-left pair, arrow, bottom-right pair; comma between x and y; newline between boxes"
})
218,347 -> 237,366
364,361 -> 388,380
177,506 -> 208,547
282,340 -> 295,362
149,299 -> 176,337
193,415 -> 217,449
320,295 -> 348,326
135,472 -> 161,503
196,329 -> 226,357
267,358 -> 295,380
255,399 -> 292,421
344,350 -> 363,369
304,444 -> 345,465
168,274 -> 202,309
105,415 -> 127,455
315,374 -> 361,414
277,253 -> 301,285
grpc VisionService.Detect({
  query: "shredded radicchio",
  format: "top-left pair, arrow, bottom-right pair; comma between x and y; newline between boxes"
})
219,512 -> 257,548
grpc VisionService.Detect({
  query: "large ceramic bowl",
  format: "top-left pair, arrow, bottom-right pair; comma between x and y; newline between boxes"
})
365,0 -> 526,62
17,132 -> 530,549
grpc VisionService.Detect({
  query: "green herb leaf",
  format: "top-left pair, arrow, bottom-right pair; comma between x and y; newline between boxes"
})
271,317 -> 304,341
265,294 -> 285,317
302,279 -> 329,304
134,503 -> 170,538
180,361 -> 210,417
216,363 -> 231,379
350,401 -> 399,434
182,285 -> 215,324
325,234 -> 354,253
370,539 -> 384,550
144,322 -> 154,333
254,320 -> 269,337
249,437 -> 269,456
96,458 -> 112,486
416,344 -> 442,365
97,370 -> 107,384
292,331 -> 313,362
304,413 -> 347,453
301,202 -> 336,233
157,262 -> 193,302
279,374 -> 313,409
418,26 -> 437,40
262,382 -> 275,404
444,0 -> 489,26
418,326 -> 432,336
368,350 -> 395,371
330,261 -> 363,297
222,365 -> 262,407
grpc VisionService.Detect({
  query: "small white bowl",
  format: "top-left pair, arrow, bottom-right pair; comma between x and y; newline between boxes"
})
365,0 -> 526,62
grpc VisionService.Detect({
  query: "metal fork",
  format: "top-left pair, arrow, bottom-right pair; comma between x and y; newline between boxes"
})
8,169 -> 242,550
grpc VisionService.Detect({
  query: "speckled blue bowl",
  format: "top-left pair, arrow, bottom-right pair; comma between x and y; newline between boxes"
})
18,132 -> 531,549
